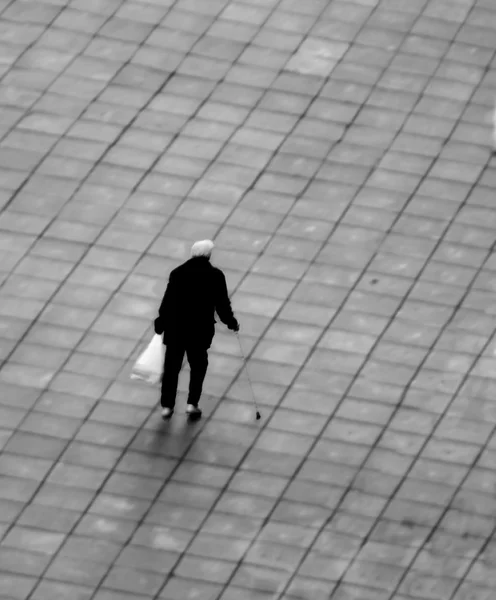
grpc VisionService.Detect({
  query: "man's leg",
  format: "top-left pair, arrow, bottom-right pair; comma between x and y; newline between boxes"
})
186,344 -> 209,407
161,342 -> 185,410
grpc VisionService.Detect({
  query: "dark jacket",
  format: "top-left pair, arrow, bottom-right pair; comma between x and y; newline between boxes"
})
154,257 -> 238,347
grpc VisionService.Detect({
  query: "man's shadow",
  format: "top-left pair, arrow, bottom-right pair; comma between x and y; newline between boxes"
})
148,393 -> 219,458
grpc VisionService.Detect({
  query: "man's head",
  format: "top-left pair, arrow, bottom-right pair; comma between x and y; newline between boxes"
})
191,239 -> 214,259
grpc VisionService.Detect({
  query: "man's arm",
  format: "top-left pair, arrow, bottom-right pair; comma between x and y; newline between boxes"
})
215,271 -> 239,332
154,273 -> 175,335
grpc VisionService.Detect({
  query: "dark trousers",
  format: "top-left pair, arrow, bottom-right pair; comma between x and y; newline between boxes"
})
161,341 -> 208,409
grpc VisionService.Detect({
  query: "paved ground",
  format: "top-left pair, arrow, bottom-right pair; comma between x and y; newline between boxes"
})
0,0 -> 496,598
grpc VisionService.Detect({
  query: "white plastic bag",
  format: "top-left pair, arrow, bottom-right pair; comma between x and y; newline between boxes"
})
130,334 -> 164,385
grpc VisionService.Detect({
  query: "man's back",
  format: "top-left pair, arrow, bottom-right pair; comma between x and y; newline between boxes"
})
155,255 -> 237,346
169,257 -> 221,324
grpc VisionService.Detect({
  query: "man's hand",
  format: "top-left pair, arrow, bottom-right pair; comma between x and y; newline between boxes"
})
229,320 -> 239,333
154,317 -> 164,335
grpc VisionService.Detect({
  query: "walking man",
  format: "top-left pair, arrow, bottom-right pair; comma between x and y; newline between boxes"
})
154,240 -> 239,420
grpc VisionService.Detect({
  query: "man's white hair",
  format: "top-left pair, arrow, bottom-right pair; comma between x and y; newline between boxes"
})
191,239 -> 214,258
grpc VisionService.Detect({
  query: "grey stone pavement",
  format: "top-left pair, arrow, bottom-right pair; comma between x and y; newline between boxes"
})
1,0 -> 496,598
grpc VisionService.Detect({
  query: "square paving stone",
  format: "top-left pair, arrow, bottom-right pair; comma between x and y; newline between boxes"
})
298,553 -> 349,582
410,458 -> 468,487
31,580 -> 96,600
0,573 -> 38,599
17,501 -> 81,532
252,341 -> 311,367
266,408 -> 325,436
170,460 -> 230,488
44,556 -> 109,587
452,584 -> 493,600
2,526 -> 66,555
0,498 -> 24,525
289,371 -> 348,399
54,538 -> 121,570
239,447 -> 302,479
423,439 -> 482,466
214,491 -> 277,520
382,497 -> 444,528
263,322 -> 321,345
10,344 -> 70,371
47,463 -> 108,491
144,502 -> 207,532
232,564 -> 291,595
278,495 -> 340,529
115,544 -> 177,577
175,556 -> 237,584
75,421 -> 136,448
380,429 -> 426,456
396,478 -> 456,507
202,507 -> 263,540
306,347 -> 365,375
130,524 -> 192,554
89,314 -> 149,340
47,372 -> 107,403
297,460 -> 356,488
155,478 -> 219,508
340,489 -> 390,518
278,215 -> 335,241
413,549 -> 472,579
246,110 -> 298,134
370,518 -> 431,550
74,512 -> 136,542
428,531 -> 485,560
64,353 -> 122,380
197,420 -> 259,448
184,119 -> 237,141
0,546 -> 52,577
0,297 -> 46,321
31,481 -> 95,512
0,425 -> 13,450
310,439 -> 370,467
181,437 -> 245,468
344,560 -> 406,592
0,452 -> 53,481
402,388 -> 453,416
18,410 -> 82,439
284,479 -> 343,510
101,472 -> 163,501
38,303 -> 99,330
160,578 -> 223,600
255,428 -> 315,456
59,440 -> 121,469
219,587 -> 278,600
0,211 -> 51,235
189,534 -> 251,561
228,472 -> 288,499
287,576 -> 337,600
225,63 -> 279,88
88,491 -> 151,522
388,408 -> 438,436
370,343 -> 426,369
399,571 -> 459,599
4,426 -> 67,458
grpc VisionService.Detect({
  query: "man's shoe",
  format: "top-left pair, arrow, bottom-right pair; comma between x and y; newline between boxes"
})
161,407 -> 174,420
186,404 -> 202,420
